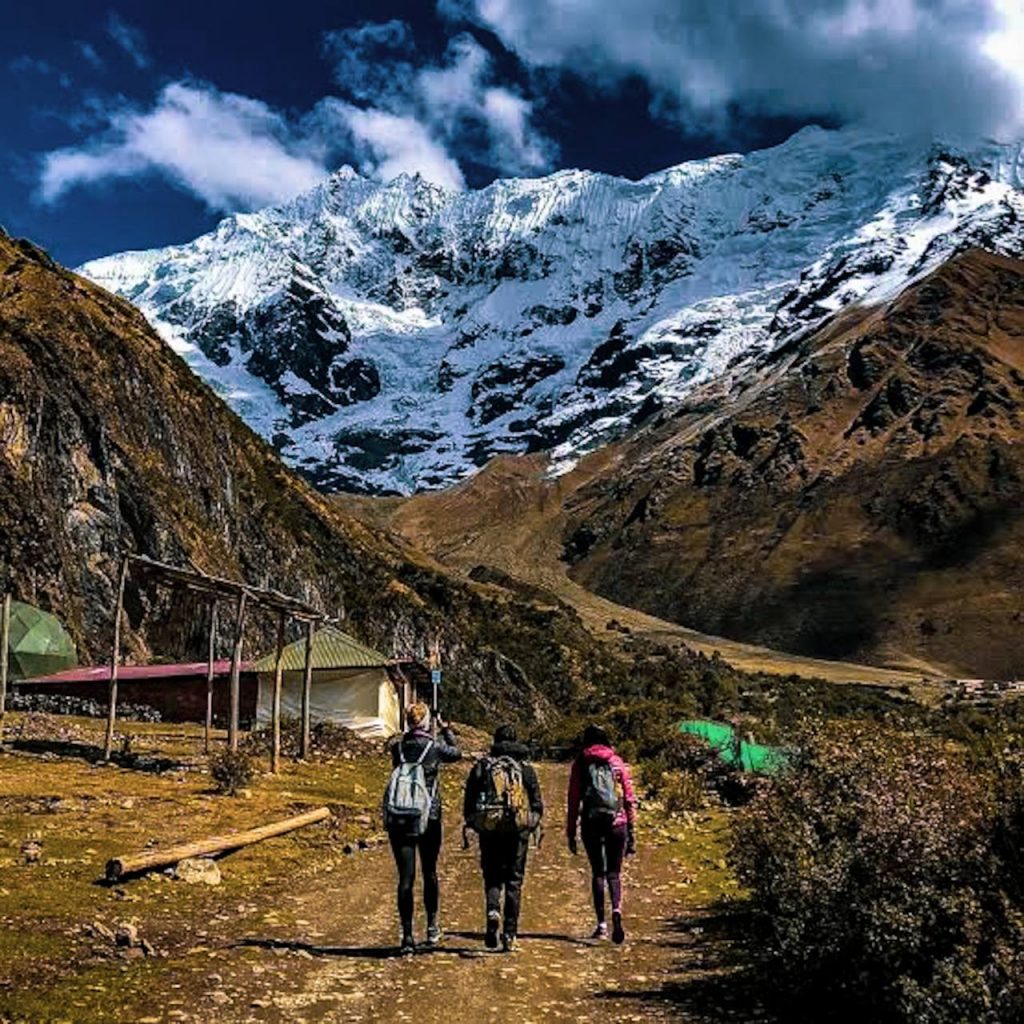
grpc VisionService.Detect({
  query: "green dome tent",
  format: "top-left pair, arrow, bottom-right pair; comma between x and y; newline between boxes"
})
678,719 -> 790,776
5,601 -> 78,680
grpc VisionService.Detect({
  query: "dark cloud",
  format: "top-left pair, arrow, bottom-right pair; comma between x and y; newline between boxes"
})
446,0 -> 1024,140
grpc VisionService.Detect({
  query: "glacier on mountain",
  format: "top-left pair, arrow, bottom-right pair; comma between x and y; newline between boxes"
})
80,126 -> 1024,494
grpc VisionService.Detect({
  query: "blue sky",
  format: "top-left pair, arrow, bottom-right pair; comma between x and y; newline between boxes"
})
2,1 -> 1022,268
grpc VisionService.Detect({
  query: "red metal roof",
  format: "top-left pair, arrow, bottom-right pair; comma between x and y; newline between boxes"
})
20,660 -> 253,685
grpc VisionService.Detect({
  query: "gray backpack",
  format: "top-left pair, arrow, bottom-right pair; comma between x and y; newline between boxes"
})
582,760 -> 621,824
383,739 -> 435,835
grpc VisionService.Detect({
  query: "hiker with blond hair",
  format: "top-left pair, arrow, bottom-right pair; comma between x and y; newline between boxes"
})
382,701 -> 461,952
566,724 -> 637,944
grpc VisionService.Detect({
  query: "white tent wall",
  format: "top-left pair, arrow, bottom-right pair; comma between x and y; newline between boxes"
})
256,667 -> 400,738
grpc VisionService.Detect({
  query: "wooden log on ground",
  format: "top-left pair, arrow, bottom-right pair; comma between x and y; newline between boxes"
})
104,806 -> 331,882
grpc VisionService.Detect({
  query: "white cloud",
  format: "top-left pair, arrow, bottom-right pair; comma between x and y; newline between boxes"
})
448,0 -> 1024,140
106,12 -> 149,70
324,23 -> 555,181
39,82 -> 327,211
328,102 -> 466,189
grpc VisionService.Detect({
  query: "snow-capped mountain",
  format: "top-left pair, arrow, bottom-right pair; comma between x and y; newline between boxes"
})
81,126 -> 1024,494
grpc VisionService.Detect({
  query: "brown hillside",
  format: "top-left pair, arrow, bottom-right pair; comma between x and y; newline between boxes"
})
563,249 -> 1024,678
0,231 -> 649,724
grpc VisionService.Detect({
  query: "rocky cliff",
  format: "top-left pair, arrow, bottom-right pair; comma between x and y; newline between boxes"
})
562,250 -> 1024,678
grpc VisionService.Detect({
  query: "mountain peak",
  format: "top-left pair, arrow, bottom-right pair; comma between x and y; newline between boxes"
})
79,126 -> 1024,495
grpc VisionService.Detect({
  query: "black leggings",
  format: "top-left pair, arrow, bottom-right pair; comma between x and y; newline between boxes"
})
388,817 -> 443,934
582,821 -> 627,922
480,832 -> 530,937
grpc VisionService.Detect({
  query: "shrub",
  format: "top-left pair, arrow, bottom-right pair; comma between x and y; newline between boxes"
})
208,748 -> 255,796
731,723 -> 1024,1023
655,770 -> 707,816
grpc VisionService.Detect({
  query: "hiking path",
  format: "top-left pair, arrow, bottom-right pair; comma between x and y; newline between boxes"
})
175,763 -> 750,1024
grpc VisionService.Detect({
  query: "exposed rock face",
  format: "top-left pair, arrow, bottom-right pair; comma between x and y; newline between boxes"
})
561,250 -> 1024,678
80,129 -> 1024,493
0,231 -> 656,724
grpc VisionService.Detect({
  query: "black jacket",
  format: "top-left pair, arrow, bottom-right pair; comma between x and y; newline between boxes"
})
390,726 -> 462,820
463,740 -> 544,830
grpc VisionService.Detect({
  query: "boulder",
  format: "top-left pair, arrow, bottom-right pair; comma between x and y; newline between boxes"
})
174,857 -> 222,885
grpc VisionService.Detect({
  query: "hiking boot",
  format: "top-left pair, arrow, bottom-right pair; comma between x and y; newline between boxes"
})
485,911 -> 500,949
591,922 -> 608,940
425,921 -> 443,947
611,910 -> 625,945
400,931 -> 415,954
501,933 -> 518,953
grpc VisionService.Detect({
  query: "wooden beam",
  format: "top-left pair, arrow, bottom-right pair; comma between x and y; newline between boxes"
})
103,558 -> 129,762
271,611 -> 286,774
204,600 -> 217,754
0,592 -> 10,739
299,619 -> 314,760
227,590 -> 248,752
127,555 -> 323,619
104,806 -> 331,882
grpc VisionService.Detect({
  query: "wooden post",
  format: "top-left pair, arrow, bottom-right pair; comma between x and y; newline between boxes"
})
299,619 -> 314,760
204,601 -> 217,754
0,592 -> 11,740
104,558 -> 129,762
228,590 -> 248,752
271,611 -> 286,774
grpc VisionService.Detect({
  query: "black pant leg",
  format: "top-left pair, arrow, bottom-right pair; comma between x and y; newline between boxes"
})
419,817 -> 443,921
388,829 -> 417,934
502,834 -> 530,937
479,834 -> 504,920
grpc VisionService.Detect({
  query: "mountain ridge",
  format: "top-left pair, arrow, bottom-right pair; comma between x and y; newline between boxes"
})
80,126 -> 1024,494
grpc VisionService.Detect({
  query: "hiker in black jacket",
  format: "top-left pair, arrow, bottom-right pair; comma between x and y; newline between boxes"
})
463,725 -> 543,952
387,701 -> 462,951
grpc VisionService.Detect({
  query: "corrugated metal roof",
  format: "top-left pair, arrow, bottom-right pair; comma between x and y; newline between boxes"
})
20,661 -> 251,685
251,626 -> 389,673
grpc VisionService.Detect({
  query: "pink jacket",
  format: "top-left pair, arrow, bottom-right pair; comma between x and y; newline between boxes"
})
566,744 -> 637,837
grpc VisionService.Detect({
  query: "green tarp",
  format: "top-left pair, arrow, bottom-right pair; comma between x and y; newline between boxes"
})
5,601 -> 78,681
678,719 -> 789,775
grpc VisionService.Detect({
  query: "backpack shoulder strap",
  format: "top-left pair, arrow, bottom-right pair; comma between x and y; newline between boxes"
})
414,739 -> 434,766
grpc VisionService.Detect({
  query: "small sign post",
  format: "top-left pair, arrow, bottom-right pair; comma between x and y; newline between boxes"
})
429,639 -> 441,735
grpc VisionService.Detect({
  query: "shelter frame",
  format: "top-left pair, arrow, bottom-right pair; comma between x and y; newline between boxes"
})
105,555 -> 325,769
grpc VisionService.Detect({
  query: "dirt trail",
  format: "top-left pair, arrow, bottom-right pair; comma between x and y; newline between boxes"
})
184,764 -> 744,1024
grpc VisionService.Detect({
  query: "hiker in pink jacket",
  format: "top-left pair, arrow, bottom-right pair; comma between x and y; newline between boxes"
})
566,724 -> 637,943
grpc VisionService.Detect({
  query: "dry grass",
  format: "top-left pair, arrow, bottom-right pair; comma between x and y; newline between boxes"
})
0,713 -> 390,1022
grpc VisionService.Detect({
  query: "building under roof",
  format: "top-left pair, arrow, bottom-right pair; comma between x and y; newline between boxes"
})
17,661 -> 258,724
251,626 -> 402,738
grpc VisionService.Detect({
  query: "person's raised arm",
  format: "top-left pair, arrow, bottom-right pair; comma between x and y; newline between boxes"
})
434,716 -> 462,762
